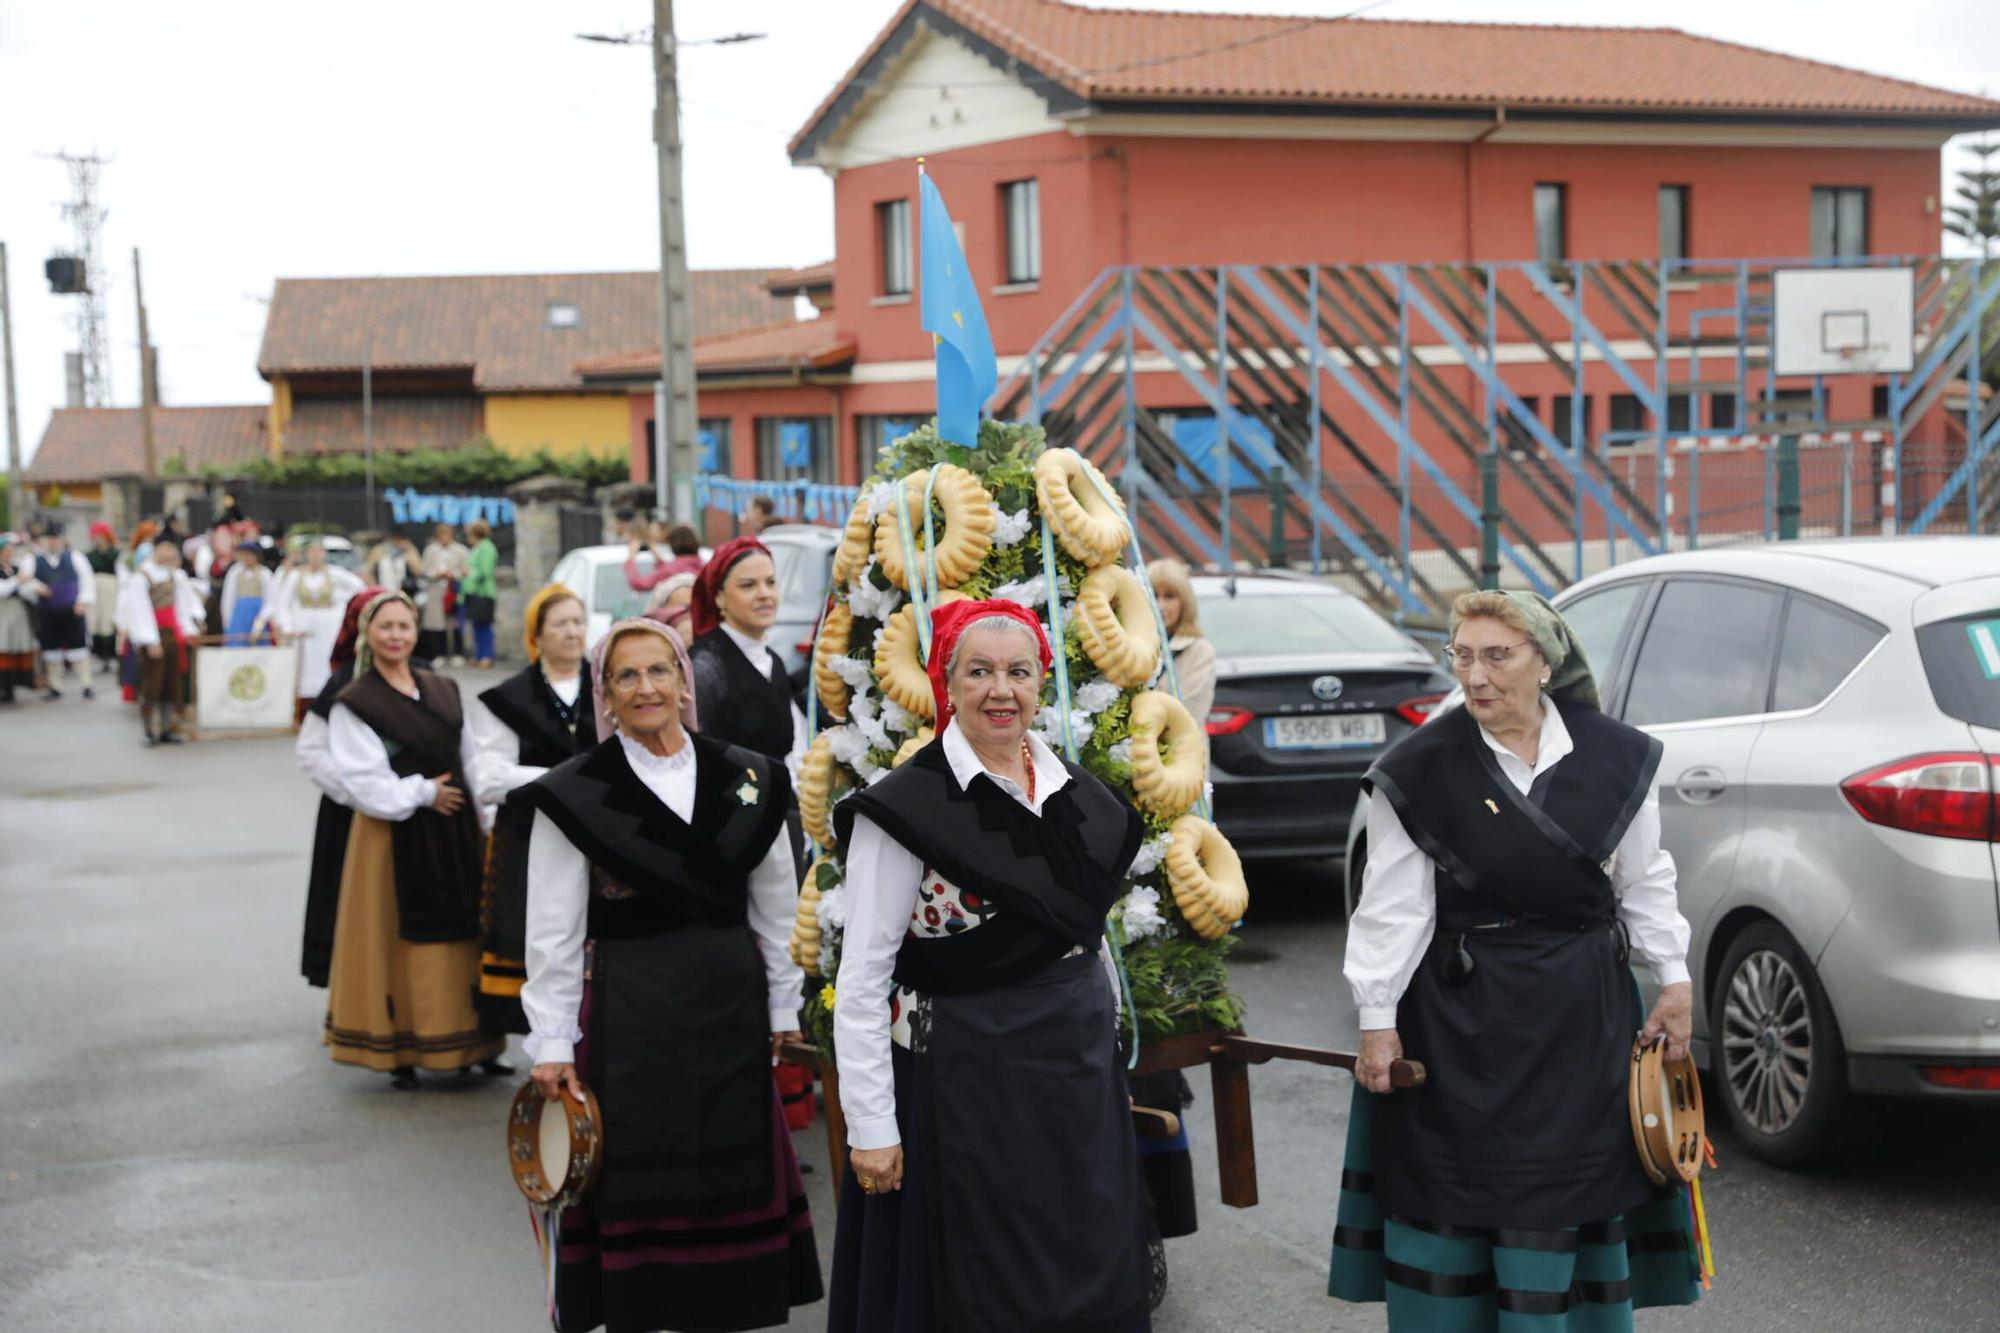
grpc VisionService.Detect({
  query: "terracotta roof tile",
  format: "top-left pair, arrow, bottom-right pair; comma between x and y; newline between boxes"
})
26,406 -> 267,485
257,270 -> 797,391
767,261 -> 837,296
578,320 -> 858,379
793,0 -> 2000,154
282,397 -> 483,455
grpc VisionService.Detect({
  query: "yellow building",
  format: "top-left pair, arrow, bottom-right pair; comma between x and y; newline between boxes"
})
255,271 -> 796,462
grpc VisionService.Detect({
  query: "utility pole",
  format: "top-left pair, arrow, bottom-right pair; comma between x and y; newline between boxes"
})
653,0 -> 696,522
47,151 -> 112,407
2,242 -> 22,517
133,248 -> 156,478
363,352 -> 375,525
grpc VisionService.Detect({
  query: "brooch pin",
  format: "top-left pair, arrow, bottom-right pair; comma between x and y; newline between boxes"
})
736,768 -> 760,806
1484,798 -> 1500,815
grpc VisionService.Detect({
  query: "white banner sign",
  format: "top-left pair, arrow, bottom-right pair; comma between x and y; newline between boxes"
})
195,643 -> 301,733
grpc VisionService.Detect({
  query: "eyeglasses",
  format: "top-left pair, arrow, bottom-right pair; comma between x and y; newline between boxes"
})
1442,639 -> 1535,673
607,663 -> 678,694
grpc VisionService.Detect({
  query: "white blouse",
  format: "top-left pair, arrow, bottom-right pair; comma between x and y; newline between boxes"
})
326,683 -> 482,822
834,722 -> 1124,1153
719,621 -> 808,781
294,713 -> 347,803
465,673 -> 584,809
1342,700 -> 1692,1032
520,731 -> 805,1067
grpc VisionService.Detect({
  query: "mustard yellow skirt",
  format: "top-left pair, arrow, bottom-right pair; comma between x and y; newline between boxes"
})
323,814 -> 503,1072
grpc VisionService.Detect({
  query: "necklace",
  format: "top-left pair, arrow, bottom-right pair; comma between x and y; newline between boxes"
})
542,667 -> 583,734
1021,739 -> 1037,804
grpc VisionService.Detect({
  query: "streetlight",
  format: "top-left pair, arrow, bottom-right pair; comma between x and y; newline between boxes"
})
577,14 -> 766,521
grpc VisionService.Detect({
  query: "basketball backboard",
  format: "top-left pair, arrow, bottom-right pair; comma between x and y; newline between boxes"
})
1771,267 -> 1914,376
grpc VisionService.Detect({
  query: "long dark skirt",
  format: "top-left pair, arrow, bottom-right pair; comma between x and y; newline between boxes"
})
554,929 -> 822,1333
829,950 -> 1151,1333
1329,1086 -> 1703,1329
474,809 -> 529,1034
1129,1070 -> 1198,1240
301,794 -> 354,988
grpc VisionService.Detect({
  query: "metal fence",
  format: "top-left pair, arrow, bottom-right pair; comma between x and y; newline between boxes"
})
559,503 -> 606,554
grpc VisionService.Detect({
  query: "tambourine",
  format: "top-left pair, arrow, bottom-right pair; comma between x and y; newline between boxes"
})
507,1079 -> 604,1207
1628,1035 -> 1706,1185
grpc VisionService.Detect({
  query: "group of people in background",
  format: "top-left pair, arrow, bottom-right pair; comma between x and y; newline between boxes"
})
0,512 -> 502,735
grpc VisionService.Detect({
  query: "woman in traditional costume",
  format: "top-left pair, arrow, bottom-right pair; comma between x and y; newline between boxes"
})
1330,590 -> 1704,1327
85,521 -> 122,668
686,536 -> 805,776
117,539 -> 205,745
418,524 -> 468,665
276,539 -> 365,719
296,586 -> 385,988
0,538 -> 40,703
323,590 -> 507,1087
221,541 -> 274,645
829,599 -> 1153,1333
464,583 -> 595,1034
520,617 -> 822,1333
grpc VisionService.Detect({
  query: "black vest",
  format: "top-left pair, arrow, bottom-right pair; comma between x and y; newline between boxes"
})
478,665 -> 594,769
518,733 -> 792,941
834,738 -> 1145,996
1364,697 -> 1662,928
688,629 -> 795,762
335,668 -> 486,942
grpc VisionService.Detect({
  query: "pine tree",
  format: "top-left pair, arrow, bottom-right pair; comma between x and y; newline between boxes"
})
1945,137 -> 2000,259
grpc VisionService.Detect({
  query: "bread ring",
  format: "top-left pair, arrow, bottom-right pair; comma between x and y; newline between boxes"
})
1127,690 -> 1208,819
798,733 -> 851,849
1075,565 -> 1163,689
874,465 -> 998,591
892,726 -> 935,768
789,857 -> 832,975
812,603 -> 854,720
1165,815 -> 1248,941
831,493 -> 876,589
1034,448 -> 1130,567
873,591 -> 967,719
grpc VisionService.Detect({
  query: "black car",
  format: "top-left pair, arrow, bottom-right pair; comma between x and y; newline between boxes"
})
1195,574 -> 1451,862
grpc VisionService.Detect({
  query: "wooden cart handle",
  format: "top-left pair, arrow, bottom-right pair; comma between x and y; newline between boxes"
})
1214,1036 -> 1426,1089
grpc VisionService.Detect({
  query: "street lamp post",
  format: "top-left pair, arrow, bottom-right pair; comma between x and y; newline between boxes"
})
579,15 -> 763,523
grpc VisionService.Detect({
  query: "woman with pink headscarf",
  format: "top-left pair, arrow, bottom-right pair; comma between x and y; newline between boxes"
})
517,618 -> 822,1333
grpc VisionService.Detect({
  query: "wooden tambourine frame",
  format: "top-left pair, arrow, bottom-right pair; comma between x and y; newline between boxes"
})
508,1079 -> 604,1208
1629,1035 -> 1706,1185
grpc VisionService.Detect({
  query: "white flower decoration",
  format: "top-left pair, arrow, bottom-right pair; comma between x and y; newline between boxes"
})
881,696 -> 918,736
830,654 -> 875,690
993,508 -> 1033,548
846,564 -> 902,622
1119,886 -> 1167,942
1128,834 -> 1172,878
816,886 -> 848,932
1075,679 -> 1122,715
1108,738 -> 1134,766
864,481 -> 899,521
1034,705 -> 1094,748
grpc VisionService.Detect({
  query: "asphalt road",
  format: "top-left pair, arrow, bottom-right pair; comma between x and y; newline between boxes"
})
3,676 -> 1998,1331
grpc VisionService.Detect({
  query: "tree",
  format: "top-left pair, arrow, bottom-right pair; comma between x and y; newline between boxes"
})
1945,137 -> 2000,259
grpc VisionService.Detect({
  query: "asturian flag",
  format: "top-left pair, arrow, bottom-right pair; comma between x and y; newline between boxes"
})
919,171 -> 997,448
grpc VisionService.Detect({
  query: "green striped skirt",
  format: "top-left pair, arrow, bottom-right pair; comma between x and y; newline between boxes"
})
1328,1087 -> 1703,1329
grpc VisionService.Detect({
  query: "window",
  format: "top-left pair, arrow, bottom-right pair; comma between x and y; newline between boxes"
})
1157,408 -> 1281,489
1559,580 -> 1648,698
1534,183 -> 1568,266
1772,596 -> 1884,712
1811,187 -> 1869,259
877,199 -> 912,296
858,415 -> 924,479
1199,591 -> 1415,660
1710,392 -> 1738,431
697,418 -> 731,475
1659,185 -> 1690,263
1001,178 -> 1041,285
1870,383 -> 1892,422
1917,610 -> 2000,729
1553,394 -> 1592,449
1668,393 -> 1693,433
756,416 -> 835,483
546,302 -> 580,329
1610,394 -> 1644,435
1623,579 -> 1783,726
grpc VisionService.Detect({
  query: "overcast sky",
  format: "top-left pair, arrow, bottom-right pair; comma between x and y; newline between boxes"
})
3,0 -> 1995,465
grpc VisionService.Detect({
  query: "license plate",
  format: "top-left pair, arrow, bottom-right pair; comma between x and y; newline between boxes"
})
1264,713 -> 1386,750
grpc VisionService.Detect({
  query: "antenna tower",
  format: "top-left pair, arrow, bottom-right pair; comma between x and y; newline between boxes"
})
51,151 -> 112,407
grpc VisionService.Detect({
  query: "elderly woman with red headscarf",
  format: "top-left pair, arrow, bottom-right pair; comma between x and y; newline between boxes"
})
296,585 -> 383,988
827,599 -> 1153,1333
323,589 -> 506,1087
518,617 -> 821,1333
685,536 -> 806,777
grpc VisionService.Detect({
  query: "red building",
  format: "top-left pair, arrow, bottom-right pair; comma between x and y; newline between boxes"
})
598,0 -> 2000,563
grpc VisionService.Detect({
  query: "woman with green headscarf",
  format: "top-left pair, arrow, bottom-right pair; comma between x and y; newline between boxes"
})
1328,590 -> 1704,1330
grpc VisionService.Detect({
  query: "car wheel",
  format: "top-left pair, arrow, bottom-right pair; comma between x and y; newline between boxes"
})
1710,921 -> 1876,1167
